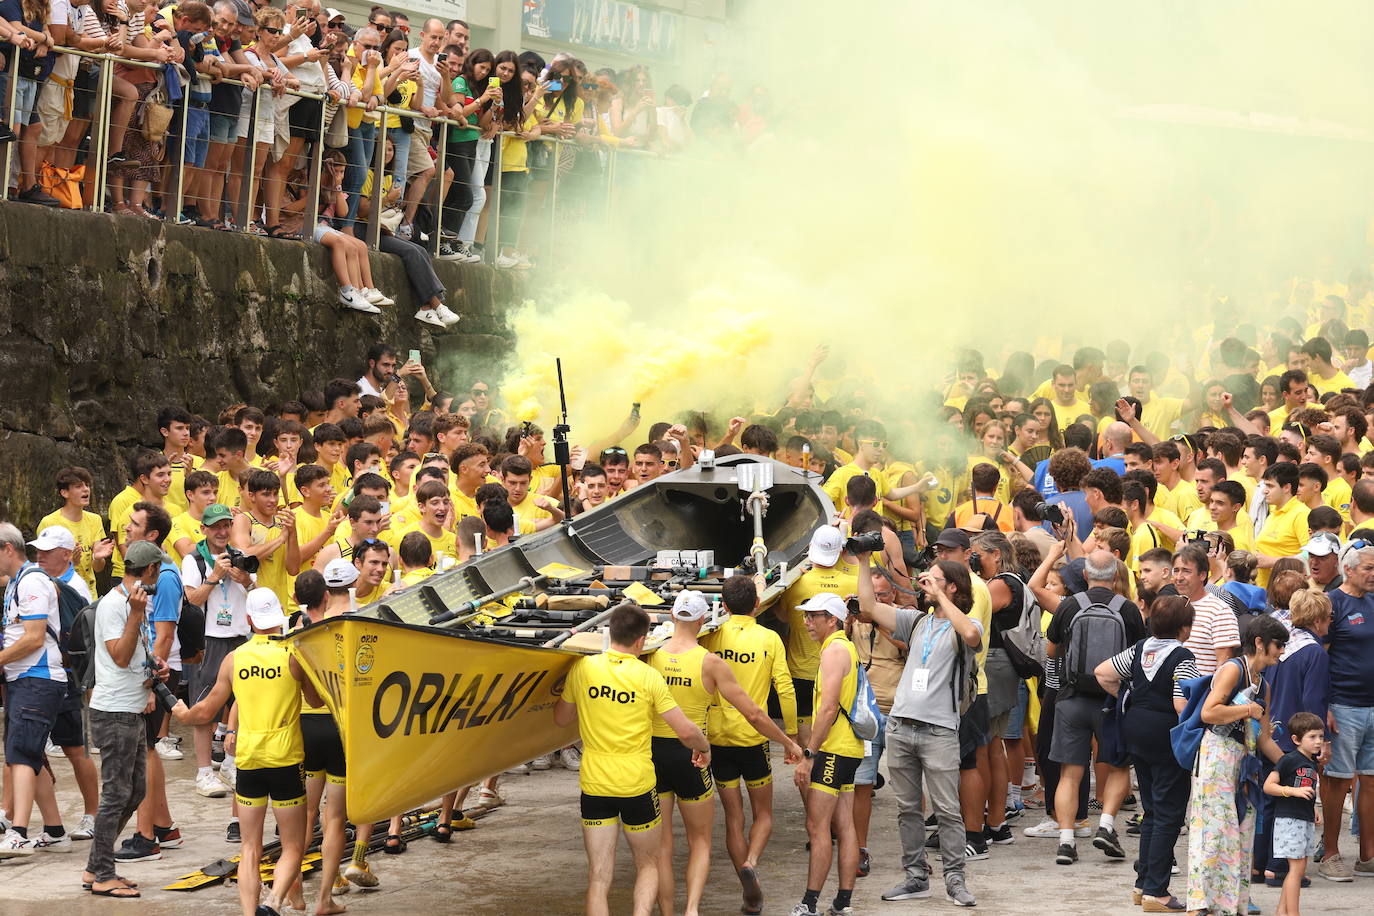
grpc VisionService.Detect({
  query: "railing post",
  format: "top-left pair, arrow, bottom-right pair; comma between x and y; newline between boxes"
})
428,119 -> 447,257
546,136 -> 561,270
236,83 -> 260,231
490,131 -> 503,260
166,82 -> 190,222
2,50 -> 24,201
303,91 -> 325,239
604,144 -> 617,221
365,115 -> 385,250
86,55 -> 114,211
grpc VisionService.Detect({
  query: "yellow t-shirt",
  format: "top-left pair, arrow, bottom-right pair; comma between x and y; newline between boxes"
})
347,52 -> 384,128
385,521 -> 456,566
1312,370 -> 1355,397
882,460 -> 918,532
293,506 -> 331,569
1255,497 -> 1310,586
166,511 -> 204,560
969,574 -> 992,694
919,466 -> 958,530
450,485 -> 480,522
822,463 -> 890,513
511,492 -> 554,529
499,113 -> 539,173
1139,397 -> 1185,440
399,567 -> 434,587
1191,509 -> 1255,553
1265,404 -> 1291,435
247,516 -> 291,610
1051,398 -> 1093,432
780,564 -> 860,682
702,614 -> 796,743
1324,475 -> 1353,525
1128,506 -> 1184,571
566,649 -> 678,797
165,454 -> 204,516
107,485 -> 141,578
216,470 -> 243,512
1156,478 -> 1203,521
36,509 -> 106,596
1232,472 -> 1258,505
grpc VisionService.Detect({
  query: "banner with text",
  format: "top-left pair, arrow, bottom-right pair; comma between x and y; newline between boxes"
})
523,0 -> 680,62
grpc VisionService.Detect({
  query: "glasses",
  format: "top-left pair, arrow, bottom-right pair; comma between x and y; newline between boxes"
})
802,611 -> 830,620
327,21 -> 343,28
360,43 -> 379,50
666,460 -> 679,468
263,26 -> 282,34
859,439 -> 888,449
422,452 -> 450,464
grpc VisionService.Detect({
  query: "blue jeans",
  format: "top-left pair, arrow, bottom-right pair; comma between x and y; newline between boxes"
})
344,121 -> 377,228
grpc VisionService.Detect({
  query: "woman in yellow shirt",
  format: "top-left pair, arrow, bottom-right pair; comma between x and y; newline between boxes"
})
479,51 -> 541,269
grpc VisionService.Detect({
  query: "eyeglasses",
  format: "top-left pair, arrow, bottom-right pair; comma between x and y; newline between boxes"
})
802,611 -> 830,620
471,387 -> 489,395
360,43 -> 379,50
327,21 -> 343,28
263,26 -> 282,34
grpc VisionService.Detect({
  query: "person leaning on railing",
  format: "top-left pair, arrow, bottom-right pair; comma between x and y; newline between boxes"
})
0,0 -> 58,205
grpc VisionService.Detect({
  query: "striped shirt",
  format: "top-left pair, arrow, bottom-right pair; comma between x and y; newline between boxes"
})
1182,592 -> 1241,675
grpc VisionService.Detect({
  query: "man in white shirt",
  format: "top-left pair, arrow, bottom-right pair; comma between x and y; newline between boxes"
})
355,344 -> 397,398
263,0 -> 330,232
0,522 -> 71,857
401,18 -> 446,227
81,540 -> 163,896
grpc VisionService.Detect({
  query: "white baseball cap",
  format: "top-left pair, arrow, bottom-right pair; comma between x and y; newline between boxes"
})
808,526 -> 844,567
797,591 -> 848,622
29,527 -> 76,551
323,558 -> 360,588
671,590 -> 709,621
246,587 -> 287,631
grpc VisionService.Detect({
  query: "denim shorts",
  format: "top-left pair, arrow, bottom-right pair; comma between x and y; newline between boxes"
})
1327,703 -> 1374,778
209,111 -> 237,144
0,74 -> 39,127
855,723 -> 887,785
2,676 -> 66,772
1003,680 -> 1030,740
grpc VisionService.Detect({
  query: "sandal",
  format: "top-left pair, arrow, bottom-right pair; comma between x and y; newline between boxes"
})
382,833 -> 406,854
266,225 -> 300,241
89,885 -> 141,898
83,876 -> 138,891
432,824 -> 452,844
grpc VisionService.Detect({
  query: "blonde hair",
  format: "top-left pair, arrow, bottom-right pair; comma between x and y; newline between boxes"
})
1288,588 -> 1332,631
1112,558 -> 1132,598
255,6 -> 284,28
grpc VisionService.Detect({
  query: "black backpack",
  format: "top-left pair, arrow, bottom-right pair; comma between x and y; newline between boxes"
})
12,565 -> 89,660
63,600 -> 101,691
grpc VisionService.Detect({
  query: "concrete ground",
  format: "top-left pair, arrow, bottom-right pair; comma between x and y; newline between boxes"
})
1,734 -> 1368,915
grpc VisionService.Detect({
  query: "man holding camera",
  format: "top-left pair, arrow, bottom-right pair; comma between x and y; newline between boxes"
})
82,540 -> 168,898
181,504 -> 254,800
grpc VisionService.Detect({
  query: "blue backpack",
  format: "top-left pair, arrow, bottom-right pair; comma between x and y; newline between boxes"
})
1170,657 -> 1248,771
841,663 -> 884,742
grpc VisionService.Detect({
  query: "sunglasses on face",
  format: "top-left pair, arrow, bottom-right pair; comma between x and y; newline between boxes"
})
471,388 -> 488,395
263,26 -> 282,34
327,21 -> 343,28
360,43 -> 379,50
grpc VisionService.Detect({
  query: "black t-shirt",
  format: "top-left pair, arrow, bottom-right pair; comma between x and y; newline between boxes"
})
1045,587 -> 1146,699
1273,750 -> 1319,822
988,573 -> 1025,650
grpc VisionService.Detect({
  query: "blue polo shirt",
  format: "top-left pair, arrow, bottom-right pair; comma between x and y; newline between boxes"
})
1326,588 -> 1374,707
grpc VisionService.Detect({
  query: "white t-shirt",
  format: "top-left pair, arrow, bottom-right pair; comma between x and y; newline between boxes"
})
407,48 -> 441,124
286,33 -> 328,93
90,586 -> 150,713
47,0 -> 86,81
357,374 -> 382,397
181,549 -> 250,638
57,565 -> 93,603
2,564 -> 66,683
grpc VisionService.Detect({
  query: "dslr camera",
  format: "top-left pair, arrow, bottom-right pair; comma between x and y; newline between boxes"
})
844,530 -> 885,555
1037,501 -> 1065,525
225,545 -> 260,574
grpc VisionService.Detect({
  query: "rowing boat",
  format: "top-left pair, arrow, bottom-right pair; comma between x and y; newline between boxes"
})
286,455 -> 832,822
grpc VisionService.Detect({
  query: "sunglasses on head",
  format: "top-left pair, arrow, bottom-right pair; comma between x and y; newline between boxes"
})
422,452 -> 449,463
602,447 -> 627,456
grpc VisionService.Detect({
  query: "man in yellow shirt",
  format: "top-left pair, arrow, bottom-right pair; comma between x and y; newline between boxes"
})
158,406 -> 201,515
1202,480 -> 1254,553
395,532 -> 435,587
385,479 -> 457,565
823,420 -> 890,513
1265,369 -> 1311,434
167,470 -> 221,560
1306,434 -> 1352,526
1126,366 -> 1187,440
1255,463 -> 1310,586
39,466 -> 113,595
231,470 -> 297,610
293,465 -> 344,573
1206,431 -> 1256,506
207,427 -> 253,512
1049,364 -> 1093,432
449,443 -> 491,522
109,449 -> 173,578
553,603 -> 710,916
311,424 -> 352,499
1301,338 -> 1355,397
1151,440 -> 1203,521
1123,477 -> 1184,571
500,455 -> 565,532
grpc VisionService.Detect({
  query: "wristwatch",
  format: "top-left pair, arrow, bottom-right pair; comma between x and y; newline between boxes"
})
802,748 -> 814,760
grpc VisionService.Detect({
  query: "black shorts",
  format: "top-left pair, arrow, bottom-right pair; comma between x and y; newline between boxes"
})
288,97 -> 324,139
809,750 -> 861,796
144,670 -> 181,745
710,743 -> 772,789
49,679 -> 85,749
235,762 -> 307,808
580,790 -> 660,832
652,736 -> 714,802
959,693 -> 991,770
767,677 -> 814,720
301,713 -> 346,783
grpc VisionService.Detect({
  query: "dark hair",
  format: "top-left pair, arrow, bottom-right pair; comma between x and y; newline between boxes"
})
55,466 -> 93,492
1245,435 -> 1278,466
607,601 -> 651,645
1171,544 -> 1208,576
132,447 -> 171,481
1080,467 -> 1122,504
491,50 -> 524,129
970,463 -> 1001,495
245,468 -> 280,494
1012,487 -> 1042,521
399,531 -> 434,569
157,406 -> 193,432
348,494 -> 382,521
295,569 -> 326,608
1148,595 -> 1194,639
482,498 -> 514,533
313,422 -> 346,445
1287,711 -> 1324,742
1124,468 -> 1158,503
721,575 -> 757,613
132,501 -> 174,543
1047,447 -> 1091,491
1240,614 -> 1288,656
295,464 -> 329,490
324,377 -> 361,409
1211,480 -> 1245,507
740,424 -> 778,454
1093,506 -> 1130,529
847,474 -> 879,505
933,559 -> 974,612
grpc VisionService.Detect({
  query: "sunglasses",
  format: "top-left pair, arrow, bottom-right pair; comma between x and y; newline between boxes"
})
327,21 -> 343,28
360,43 -> 379,50
422,452 -> 450,463
602,447 -> 627,456
263,26 -> 282,34
859,439 -> 888,448
471,388 -> 489,395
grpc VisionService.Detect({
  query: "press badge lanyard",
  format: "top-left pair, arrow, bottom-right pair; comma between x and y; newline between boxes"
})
913,619 -> 951,692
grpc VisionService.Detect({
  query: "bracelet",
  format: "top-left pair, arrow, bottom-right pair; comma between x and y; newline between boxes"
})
223,730 -> 235,734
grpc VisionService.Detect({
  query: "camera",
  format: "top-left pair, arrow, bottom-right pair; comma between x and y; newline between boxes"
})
142,581 -> 157,597
226,545 -> 260,574
1037,502 -> 1065,525
150,679 -> 178,714
969,550 -> 985,577
844,530 -> 885,554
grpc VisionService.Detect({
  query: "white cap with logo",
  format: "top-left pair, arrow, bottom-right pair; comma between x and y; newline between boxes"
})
808,526 -> 844,567
29,527 -> 77,551
671,589 -> 709,621
246,587 -> 287,631
797,591 -> 848,622
323,558 -> 360,588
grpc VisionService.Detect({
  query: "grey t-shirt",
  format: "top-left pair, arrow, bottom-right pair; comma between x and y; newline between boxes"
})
89,587 -> 150,714
889,607 -> 984,730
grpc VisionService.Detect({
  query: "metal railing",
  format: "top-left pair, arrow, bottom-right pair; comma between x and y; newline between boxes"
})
2,45 -> 669,264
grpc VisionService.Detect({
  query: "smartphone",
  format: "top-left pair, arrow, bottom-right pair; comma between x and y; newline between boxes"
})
488,76 -> 500,90
546,79 -> 563,92
437,52 -> 448,63
408,348 -> 421,366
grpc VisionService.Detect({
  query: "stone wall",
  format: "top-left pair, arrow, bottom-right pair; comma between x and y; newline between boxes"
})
0,204 -> 519,533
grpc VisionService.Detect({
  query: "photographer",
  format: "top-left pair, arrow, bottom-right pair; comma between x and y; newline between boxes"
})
82,540 -> 167,898
857,550 -> 982,907
180,504 -> 254,801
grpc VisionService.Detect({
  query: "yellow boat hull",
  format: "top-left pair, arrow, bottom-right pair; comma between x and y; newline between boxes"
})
288,617 -> 583,823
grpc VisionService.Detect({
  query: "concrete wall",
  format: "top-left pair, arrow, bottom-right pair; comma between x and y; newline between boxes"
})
0,204 -> 518,533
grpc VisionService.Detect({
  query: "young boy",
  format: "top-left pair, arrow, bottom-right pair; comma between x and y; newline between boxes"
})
1264,712 -> 1324,916
38,466 -> 114,596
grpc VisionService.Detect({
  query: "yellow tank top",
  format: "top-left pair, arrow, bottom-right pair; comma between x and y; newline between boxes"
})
648,645 -> 712,738
816,630 -> 864,759
250,516 -> 290,607
233,634 -> 304,768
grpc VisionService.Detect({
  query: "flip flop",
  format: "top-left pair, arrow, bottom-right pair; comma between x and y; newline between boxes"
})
83,876 -> 139,891
90,885 -> 141,898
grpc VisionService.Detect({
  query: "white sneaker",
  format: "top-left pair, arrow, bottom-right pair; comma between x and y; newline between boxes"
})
362,287 -> 395,307
434,304 -> 461,326
156,736 -> 183,760
477,786 -> 505,808
505,763 -> 530,776
197,769 -> 229,798
0,829 -> 37,858
415,308 -> 447,328
513,254 -> 533,270
1074,819 -> 1093,839
220,756 -> 237,791
558,745 -> 582,771
339,288 -> 380,313
494,253 -> 520,269
70,814 -> 96,841
531,755 -> 553,771
1021,816 -> 1061,839
459,243 -> 482,264
0,812 -> 10,832
34,831 -> 72,853
45,740 -> 62,757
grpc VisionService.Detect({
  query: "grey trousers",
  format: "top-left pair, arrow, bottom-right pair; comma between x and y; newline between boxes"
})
886,716 -> 966,886
377,233 -> 445,305
84,709 -> 147,882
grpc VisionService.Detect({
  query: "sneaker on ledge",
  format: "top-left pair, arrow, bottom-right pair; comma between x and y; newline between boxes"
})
415,308 -> 447,328
340,289 -> 380,313
433,304 -> 461,326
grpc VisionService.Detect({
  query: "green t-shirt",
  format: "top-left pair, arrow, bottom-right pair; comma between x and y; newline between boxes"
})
448,75 -> 479,143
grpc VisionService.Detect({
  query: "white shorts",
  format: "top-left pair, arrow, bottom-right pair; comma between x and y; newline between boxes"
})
1271,816 -> 1319,860
237,89 -> 276,146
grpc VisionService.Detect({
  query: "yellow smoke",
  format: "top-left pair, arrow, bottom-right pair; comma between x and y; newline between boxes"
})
488,0 -> 1374,445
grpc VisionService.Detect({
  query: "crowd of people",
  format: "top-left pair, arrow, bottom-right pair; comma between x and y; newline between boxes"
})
2,278 -> 1374,916
1,2 -> 759,322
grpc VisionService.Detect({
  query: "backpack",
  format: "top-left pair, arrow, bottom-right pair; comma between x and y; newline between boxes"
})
1062,591 -> 1128,695
63,601 -> 101,692
1169,657 -> 1253,771
13,565 -> 88,659
949,619 -> 980,716
840,662 -> 884,741
994,572 -> 1046,680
